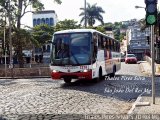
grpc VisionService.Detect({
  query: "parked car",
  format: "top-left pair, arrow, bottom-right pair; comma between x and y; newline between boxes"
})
121,55 -> 126,62
125,54 -> 137,64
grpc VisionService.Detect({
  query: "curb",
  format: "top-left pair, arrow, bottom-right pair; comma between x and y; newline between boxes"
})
139,61 -> 160,77
139,63 -> 151,76
127,92 -> 150,114
139,63 -> 145,73
127,93 -> 142,114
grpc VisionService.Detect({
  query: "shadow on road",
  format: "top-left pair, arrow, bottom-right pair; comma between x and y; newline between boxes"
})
0,79 -> 18,86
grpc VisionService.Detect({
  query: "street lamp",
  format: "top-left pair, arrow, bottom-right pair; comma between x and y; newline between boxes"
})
135,5 -> 145,9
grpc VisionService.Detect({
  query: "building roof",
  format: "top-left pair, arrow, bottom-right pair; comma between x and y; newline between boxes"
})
33,10 -> 55,14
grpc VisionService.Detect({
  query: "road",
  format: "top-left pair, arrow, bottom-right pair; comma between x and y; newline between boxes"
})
0,62 -> 152,119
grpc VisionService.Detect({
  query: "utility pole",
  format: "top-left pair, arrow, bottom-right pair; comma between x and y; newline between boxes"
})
84,0 -> 87,28
151,25 -> 155,104
145,0 -> 157,104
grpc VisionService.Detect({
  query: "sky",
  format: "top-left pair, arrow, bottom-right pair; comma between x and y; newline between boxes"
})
21,0 -> 148,27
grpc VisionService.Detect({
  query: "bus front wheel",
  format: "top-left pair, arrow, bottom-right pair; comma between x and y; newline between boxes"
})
94,68 -> 102,82
64,78 -> 71,83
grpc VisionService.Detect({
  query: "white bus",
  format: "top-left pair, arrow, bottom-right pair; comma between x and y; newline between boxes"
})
50,29 -> 121,83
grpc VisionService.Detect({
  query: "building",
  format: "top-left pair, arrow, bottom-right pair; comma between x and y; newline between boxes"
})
126,22 -> 150,60
104,27 -> 114,38
32,10 -> 58,27
122,19 -> 137,26
32,10 -> 58,63
120,36 -> 127,54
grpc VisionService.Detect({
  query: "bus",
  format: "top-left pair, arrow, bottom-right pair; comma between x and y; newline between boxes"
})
50,29 -> 121,83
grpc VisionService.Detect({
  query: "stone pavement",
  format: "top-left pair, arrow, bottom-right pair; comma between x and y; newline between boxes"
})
131,61 -> 160,116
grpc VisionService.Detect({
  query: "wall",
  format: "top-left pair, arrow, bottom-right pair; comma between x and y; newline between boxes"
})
0,67 -> 51,78
144,55 -> 160,73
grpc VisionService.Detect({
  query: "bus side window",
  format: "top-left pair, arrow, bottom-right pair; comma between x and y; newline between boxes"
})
103,37 -> 106,49
116,42 -> 118,52
109,39 -> 112,50
105,38 -> 108,50
112,40 -> 114,51
118,43 -> 120,52
106,39 -> 109,50
111,40 -> 114,51
113,40 -> 115,52
98,34 -> 101,49
92,33 -> 98,62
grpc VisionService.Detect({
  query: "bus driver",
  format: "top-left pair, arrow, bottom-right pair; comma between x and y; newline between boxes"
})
57,40 -> 69,58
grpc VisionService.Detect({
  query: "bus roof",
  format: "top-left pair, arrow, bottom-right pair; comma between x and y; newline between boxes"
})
54,29 -> 119,42
54,29 -> 97,34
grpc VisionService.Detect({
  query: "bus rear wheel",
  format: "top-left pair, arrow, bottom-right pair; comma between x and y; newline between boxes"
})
110,66 -> 116,77
64,78 -> 71,83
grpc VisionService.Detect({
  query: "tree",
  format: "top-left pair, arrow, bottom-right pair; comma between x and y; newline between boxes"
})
12,28 -> 35,64
79,3 -> 105,27
104,22 -> 114,28
32,24 -> 54,62
0,0 -> 61,67
54,19 -> 81,32
87,26 -> 106,34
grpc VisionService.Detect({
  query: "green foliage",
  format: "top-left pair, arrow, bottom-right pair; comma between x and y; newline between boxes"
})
104,22 -> 114,28
0,0 -> 62,67
103,21 -> 128,41
85,26 -> 105,34
32,24 -> 54,47
13,28 -> 33,50
32,0 -> 44,11
96,26 -> 106,33
119,34 -> 125,42
54,19 -> 81,32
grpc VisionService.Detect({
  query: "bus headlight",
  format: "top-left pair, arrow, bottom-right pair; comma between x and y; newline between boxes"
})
53,70 -> 59,73
82,69 -> 91,72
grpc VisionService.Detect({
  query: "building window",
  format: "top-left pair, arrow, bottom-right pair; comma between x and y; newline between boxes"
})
37,18 -> 40,25
47,45 -> 50,52
41,18 -> 45,24
33,19 -> 36,26
50,18 -> 54,26
46,18 -> 49,25
43,45 -> 46,52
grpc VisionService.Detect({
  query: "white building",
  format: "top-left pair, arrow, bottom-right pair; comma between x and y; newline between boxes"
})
126,22 -> 150,60
105,31 -> 114,39
32,10 -> 58,63
32,10 -> 58,27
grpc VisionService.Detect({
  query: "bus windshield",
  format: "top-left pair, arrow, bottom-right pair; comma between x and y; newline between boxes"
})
51,32 -> 91,65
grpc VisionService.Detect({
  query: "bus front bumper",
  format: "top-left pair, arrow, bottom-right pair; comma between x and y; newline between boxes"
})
51,71 -> 92,80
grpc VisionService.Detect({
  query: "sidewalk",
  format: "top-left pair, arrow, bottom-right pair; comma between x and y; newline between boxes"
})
140,61 -> 160,76
129,61 -> 160,115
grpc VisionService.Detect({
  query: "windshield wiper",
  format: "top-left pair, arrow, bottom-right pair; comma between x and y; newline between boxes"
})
70,51 -> 80,65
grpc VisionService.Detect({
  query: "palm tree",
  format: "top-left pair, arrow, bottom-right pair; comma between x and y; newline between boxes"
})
79,3 -> 105,27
